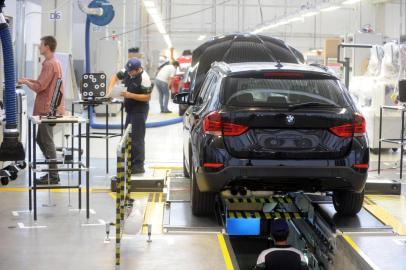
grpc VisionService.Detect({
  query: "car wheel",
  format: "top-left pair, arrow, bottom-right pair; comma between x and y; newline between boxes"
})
333,189 -> 364,216
191,166 -> 215,216
183,153 -> 190,178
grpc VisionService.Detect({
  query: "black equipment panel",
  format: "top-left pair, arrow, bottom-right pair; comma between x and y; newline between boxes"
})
81,73 -> 107,100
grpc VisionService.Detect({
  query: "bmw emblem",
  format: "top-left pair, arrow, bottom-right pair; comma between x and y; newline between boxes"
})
286,115 -> 295,125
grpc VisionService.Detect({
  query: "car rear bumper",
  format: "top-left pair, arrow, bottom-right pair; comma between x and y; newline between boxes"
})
195,166 -> 367,193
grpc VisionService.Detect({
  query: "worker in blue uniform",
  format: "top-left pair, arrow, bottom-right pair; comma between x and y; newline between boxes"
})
107,58 -> 152,174
255,219 -> 308,270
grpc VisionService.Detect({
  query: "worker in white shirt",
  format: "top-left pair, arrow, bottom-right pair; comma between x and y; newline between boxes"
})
155,61 -> 180,113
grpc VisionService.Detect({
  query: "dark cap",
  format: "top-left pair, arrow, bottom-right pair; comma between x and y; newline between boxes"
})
271,219 -> 289,235
125,58 -> 141,72
128,47 -> 140,53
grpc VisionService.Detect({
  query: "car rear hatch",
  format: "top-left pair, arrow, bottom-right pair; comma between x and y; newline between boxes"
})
203,71 -> 365,159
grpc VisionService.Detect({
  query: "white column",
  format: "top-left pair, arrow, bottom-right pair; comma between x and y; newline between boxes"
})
41,0 -> 73,53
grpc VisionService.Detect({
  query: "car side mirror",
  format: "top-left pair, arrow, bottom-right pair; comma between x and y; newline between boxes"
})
173,92 -> 190,104
399,80 -> 406,102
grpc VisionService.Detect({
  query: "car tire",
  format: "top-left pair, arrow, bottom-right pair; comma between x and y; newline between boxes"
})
191,166 -> 215,216
183,153 -> 190,178
333,189 -> 364,216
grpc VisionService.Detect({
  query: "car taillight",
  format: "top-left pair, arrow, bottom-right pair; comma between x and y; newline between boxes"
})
183,82 -> 190,90
353,113 -> 366,136
353,163 -> 369,169
203,162 -> 224,168
329,113 -> 366,138
203,111 -> 248,136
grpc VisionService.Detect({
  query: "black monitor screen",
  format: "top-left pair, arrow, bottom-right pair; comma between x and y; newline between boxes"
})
49,78 -> 63,116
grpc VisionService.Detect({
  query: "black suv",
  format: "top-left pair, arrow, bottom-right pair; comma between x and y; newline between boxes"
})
175,62 -> 369,216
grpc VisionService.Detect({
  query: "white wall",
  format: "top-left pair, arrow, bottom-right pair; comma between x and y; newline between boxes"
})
24,2 -> 42,61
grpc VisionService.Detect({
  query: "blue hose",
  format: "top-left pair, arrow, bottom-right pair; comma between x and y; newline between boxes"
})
85,17 -> 91,75
0,21 -> 25,162
0,23 -> 16,128
146,117 -> 183,128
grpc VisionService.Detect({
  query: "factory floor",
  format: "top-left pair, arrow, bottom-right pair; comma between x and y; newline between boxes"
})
0,94 -> 406,269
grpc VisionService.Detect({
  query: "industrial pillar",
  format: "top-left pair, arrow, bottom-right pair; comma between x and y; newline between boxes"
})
15,0 -> 26,79
41,0 -> 73,53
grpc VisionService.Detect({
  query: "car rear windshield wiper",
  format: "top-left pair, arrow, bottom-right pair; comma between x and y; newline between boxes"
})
288,102 -> 339,111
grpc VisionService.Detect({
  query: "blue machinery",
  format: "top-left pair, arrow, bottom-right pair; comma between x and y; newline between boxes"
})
0,0 -> 26,185
82,0 -> 182,130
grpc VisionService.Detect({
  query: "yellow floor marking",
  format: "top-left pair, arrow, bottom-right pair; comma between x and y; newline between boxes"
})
364,195 -> 406,235
217,234 -> 235,270
342,234 -> 382,270
0,187 -> 111,193
108,192 -> 149,200
142,200 -> 164,234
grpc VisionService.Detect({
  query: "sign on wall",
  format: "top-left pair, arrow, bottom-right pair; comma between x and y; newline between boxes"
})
49,12 -> 62,20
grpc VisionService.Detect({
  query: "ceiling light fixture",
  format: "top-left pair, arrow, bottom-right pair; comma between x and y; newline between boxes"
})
197,35 -> 206,41
302,11 -> 319,17
143,1 -> 155,8
321,6 -> 341,12
143,0 -> 172,48
342,0 -> 362,4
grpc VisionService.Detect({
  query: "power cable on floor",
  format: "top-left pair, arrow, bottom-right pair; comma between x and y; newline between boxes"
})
99,0 -> 232,40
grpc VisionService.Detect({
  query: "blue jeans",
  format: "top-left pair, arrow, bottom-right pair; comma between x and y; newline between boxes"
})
155,79 -> 169,112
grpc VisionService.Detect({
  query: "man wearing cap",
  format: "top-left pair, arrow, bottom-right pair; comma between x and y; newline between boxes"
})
255,219 -> 308,270
107,58 -> 152,174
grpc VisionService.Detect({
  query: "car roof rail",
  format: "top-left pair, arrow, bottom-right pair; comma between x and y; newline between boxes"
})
212,61 -> 231,73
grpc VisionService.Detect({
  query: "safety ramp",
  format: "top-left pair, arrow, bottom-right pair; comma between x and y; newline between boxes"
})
220,193 -> 405,270
163,172 -> 222,233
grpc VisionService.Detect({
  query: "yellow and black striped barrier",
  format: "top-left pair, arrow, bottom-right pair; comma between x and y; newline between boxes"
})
225,196 -> 294,204
227,211 -> 303,220
115,125 -> 132,270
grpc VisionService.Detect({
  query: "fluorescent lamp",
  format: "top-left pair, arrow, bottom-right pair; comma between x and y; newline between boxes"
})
288,17 -> 302,23
197,35 -> 206,41
321,6 -> 341,12
163,34 -> 172,48
147,8 -> 158,16
150,14 -> 162,23
342,0 -> 361,4
156,23 -> 166,34
143,1 -> 155,8
302,11 -> 319,17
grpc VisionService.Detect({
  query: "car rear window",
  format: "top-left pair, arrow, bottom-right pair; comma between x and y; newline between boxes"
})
222,75 -> 349,108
